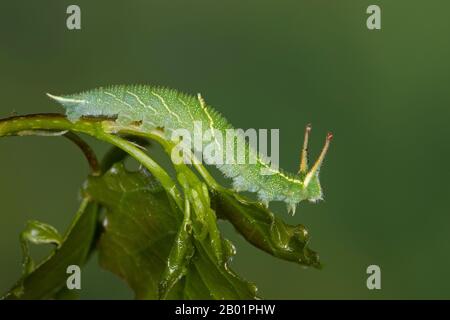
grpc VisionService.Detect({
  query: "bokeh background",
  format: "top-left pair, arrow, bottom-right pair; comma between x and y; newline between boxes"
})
1,0 -> 449,299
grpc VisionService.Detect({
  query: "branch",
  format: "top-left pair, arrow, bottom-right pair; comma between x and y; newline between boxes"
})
0,114 -> 182,209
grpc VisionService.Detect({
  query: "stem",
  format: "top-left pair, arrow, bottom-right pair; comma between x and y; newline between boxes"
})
2,125 -> 101,175
63,132 -> 101,175
105,124 -> 224,262
97,132 -> 182,208
0,114 -> 182,209
107,124 -> 222,190
0,113 -> 226,264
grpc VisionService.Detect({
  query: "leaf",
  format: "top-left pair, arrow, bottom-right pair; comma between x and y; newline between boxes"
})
212,189 -> 321,268
85,163 -> 257,299
20,220 -> 63,275
2,199 -> 99,300
165,238 -> 257,299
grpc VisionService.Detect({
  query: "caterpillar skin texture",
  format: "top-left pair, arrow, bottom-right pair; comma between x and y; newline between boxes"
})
48,85 -> 332,214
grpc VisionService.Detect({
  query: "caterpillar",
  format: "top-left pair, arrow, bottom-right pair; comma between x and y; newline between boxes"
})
47,85 -> 332,215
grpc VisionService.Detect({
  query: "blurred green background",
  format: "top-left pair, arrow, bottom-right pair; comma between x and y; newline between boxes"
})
1,0 -> 449,299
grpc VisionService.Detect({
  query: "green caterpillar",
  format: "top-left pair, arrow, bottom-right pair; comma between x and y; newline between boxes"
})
47,85 -> 332,214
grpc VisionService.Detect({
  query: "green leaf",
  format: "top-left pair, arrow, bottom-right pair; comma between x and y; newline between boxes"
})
20,220 -> 63,276
3,199 -> 99,300
85,163 -> 257,299
212,189 -> 321,268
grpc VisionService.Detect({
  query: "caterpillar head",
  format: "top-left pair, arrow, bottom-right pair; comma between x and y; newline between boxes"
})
286,124 -> 333,214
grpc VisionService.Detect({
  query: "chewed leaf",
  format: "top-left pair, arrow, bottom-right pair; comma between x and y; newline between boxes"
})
85,163 -> 257,299
212,189 -> 321,268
